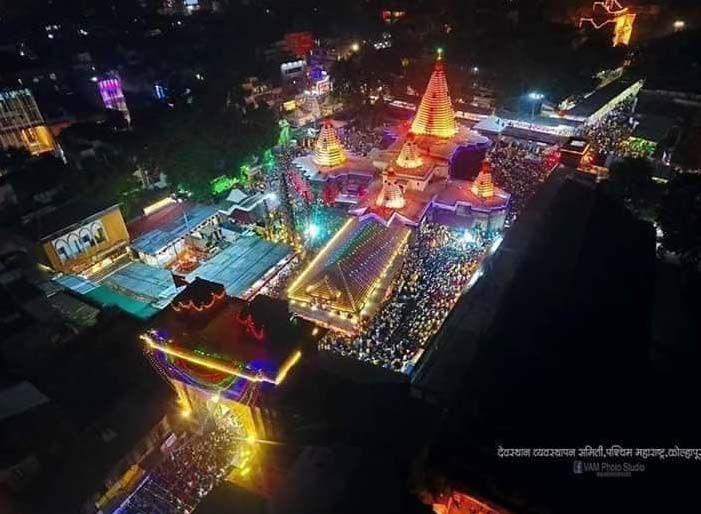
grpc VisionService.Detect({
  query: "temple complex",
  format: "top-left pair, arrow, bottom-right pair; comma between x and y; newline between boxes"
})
287,52 -> 510,332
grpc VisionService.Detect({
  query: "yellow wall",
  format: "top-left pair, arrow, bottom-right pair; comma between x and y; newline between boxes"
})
42,207 -> 130,273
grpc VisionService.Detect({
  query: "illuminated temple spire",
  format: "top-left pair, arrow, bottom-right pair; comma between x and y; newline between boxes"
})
376,170 -> 406,210
313,120 -> 347,167
410,49 -> 458,139
471,160 -> 495,198
395,134 -> 423,168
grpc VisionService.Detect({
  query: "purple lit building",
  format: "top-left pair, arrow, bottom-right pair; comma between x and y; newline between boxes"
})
97,72 -> 131,125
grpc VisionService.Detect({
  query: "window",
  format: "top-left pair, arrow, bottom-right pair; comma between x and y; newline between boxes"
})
56,245 -> 69,261
94,227 -> 106,244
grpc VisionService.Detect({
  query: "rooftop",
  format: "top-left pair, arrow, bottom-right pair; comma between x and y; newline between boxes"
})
565,78 -> 642,119
288,217 -> 411,318
21,201 -> 122,242
293,153 -> 376,183
129,202 -> 220,255
146,294 -> 320,385
186,235 -> 293,298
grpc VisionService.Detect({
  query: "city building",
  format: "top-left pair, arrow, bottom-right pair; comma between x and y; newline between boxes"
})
558,78 -> 644,125
559,137 -> 592,168
0,87 -> 58,156
96,71 -> 131,125
185,234 -> 295,300
22,201 -> 130,274
142,281 -> 324,438
286,52 -> 510,333
579,0 -> 636,47
129,202 -> 221,268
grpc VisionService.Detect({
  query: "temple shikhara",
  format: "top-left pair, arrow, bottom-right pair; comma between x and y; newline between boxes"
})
410,50 -> 458,138
287,51 -> 510,332
312,119 -> 347,167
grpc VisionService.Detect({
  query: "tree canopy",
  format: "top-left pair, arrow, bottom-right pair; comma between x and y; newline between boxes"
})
128,85 -> 277,202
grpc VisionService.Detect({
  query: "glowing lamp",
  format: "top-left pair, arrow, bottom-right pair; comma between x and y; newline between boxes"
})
306,223 -> 320,239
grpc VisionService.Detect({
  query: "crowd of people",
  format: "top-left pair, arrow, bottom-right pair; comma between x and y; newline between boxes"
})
320,224 -> 490,372
261,255 -> 302,299
339,125 -> 384,156
489,140 -> 554,224
577,100 -> 635,157
118,420 -> 245,514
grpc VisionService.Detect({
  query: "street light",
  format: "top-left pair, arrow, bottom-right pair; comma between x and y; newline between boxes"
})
527,92 -> 544,118
351,42 -> 360,52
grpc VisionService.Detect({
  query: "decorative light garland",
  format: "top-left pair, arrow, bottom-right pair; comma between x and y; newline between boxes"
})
141,333 -> 302,385
172,290 -> 226,313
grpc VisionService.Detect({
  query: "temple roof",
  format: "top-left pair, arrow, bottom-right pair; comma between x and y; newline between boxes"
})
352,180 -> 432,226
376,171 -> 406,210
430,178 -> 510,212
410,54 -> 458,139
313,120 -> 347,168
395,135 -> 423,169
471,160 -> 496,198
288,218 -> 411,315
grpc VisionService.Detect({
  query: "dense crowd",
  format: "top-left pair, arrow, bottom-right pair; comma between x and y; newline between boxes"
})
577,100 -> 635,157
339,125 -> 384,156
118,420 -> 244,514
320,224 -> 489,372
261,255 -> 302,299
489,140 -> 554,224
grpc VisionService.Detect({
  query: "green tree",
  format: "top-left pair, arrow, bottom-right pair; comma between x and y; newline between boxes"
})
130,93 -> 277,202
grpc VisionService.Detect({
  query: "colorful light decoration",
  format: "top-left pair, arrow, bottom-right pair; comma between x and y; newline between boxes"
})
395,135 -> 423,169
171,290 -> 226,313
97,74 -> 131,124
410,50 -> 458,138
471,161 -> 495,198
313,121 -> 347,167
288,219 -> 411,326
142,333 -> 302,385
305,222 -> 320,239
211,175 -> 239,195
579,0 -> 636,47
237,313 -> 266,342
376,170 -> 406,209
